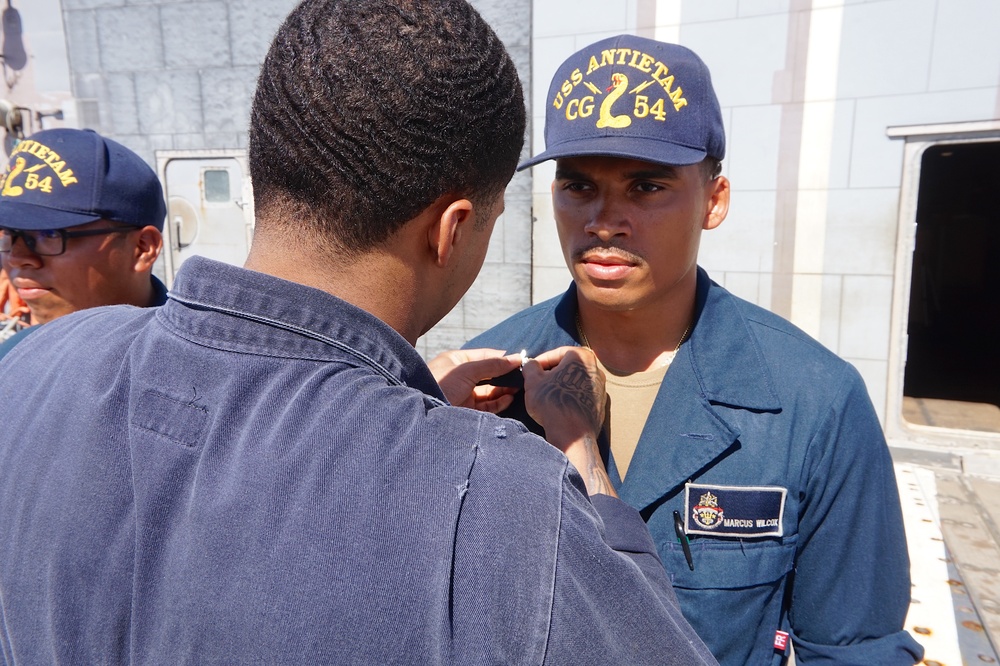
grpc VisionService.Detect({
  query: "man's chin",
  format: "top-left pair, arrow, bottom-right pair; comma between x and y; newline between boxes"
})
24,302 -> 72,325
574,281 -> 640,312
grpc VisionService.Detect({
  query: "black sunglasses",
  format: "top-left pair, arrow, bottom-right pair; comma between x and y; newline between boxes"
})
0,226 -> 137,257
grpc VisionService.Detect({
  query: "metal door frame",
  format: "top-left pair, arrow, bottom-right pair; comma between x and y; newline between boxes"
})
155,149 -> 254,288
886,119 -> 1000,454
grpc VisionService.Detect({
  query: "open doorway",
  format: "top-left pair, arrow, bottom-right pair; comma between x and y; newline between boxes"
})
902,140 -> 1000,433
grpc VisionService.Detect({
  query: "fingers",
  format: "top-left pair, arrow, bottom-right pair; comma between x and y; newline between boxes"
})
456,385 -> 517,413
428,348 -> 506,377
471,384 -> 518,403
473,392 -> 516,415
523,345 -> 594,374
428,348 -> 520,385
429,348 -> 523,408
459,353 -> 522,384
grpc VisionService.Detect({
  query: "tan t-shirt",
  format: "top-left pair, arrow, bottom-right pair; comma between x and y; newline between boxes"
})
597,354 -> 674,480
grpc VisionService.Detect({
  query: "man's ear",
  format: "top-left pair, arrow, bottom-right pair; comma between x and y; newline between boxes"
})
428,198 -> 474,268
133,226 -> 164,272
703,175 -> 730,231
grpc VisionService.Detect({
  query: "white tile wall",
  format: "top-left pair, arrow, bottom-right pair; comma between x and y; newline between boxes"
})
680,14 -> 790,108
531,36 -> 577,109
534,0 -> 632,38
836,0 -> 937,99
679,0 -> 739,23
790,272 -> 824,339
756,269 -> 774,311
818,273 -> 844,352
699,190 -> 777,274
825,99 -> 857,191
823,188 -> 899,276
530,184 -> 564,268
719,271 -> 762,304
533,266 -> 573,304
719,107 -> 734,172
929,0 -> 1000,91
791,189 -> 829,274
839,274 -> 893,361
727,104 -> 783,191
736,0 -> 791,18
483,215 -> 507,265
499,205 -> 535,266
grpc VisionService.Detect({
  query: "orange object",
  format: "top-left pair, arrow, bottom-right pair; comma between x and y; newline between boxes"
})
0,267 -> 30,327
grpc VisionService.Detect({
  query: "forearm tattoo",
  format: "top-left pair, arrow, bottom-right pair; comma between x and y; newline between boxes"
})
578,433 -> 615,496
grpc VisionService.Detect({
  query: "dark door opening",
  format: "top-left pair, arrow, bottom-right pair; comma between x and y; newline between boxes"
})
903,141 -> 1000,433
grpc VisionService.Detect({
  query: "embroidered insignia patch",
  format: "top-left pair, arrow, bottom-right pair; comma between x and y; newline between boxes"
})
683,483 -> 787,537
691,491 -> 724,529
550,48 -> 690,133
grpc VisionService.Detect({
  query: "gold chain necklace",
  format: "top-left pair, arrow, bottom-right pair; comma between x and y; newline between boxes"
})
576,313 -> 691,367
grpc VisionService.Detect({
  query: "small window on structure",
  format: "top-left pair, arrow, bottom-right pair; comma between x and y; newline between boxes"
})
203,169 -> 230,203
902,141 -> 1000,433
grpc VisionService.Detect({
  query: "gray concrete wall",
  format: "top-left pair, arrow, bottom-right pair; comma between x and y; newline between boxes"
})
60,0 -> 300,163
57,0 -> 534,360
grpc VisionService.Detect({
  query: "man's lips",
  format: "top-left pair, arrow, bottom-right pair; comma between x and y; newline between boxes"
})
578,252 -> 637,281
13,280 -> 50,300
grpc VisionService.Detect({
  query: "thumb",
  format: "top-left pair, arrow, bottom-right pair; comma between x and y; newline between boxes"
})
521,356 -> 543,383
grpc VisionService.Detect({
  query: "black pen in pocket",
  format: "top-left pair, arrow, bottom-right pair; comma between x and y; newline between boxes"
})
673,510 -> 695,571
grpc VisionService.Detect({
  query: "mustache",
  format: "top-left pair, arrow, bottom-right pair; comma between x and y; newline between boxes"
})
571,243 -> 644,264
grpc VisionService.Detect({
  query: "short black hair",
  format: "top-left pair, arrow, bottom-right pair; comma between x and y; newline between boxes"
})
701,157 -> 722,181
248,0 -> 526,252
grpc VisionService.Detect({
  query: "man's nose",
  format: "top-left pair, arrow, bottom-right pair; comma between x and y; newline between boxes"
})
584,197 -> 630,240
4,234 -> 43,268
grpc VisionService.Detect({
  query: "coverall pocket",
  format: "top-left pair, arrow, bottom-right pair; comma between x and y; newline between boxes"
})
660,538 -> 797,664
660,536 -> 795,590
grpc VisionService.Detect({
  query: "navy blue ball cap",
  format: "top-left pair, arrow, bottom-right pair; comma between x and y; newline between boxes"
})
0,128 -> 166,231
520,34 -> 725,170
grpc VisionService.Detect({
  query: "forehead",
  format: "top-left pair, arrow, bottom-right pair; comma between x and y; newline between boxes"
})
554,155 -> 697,179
